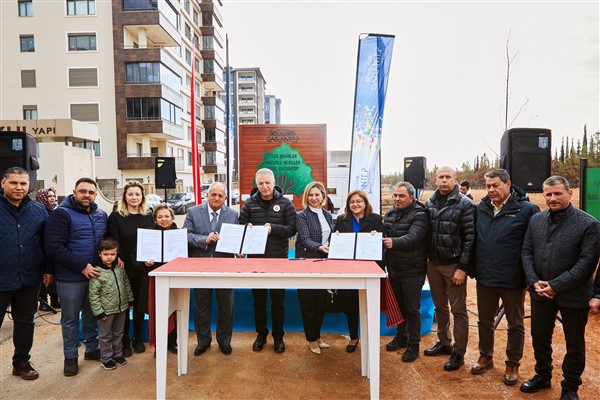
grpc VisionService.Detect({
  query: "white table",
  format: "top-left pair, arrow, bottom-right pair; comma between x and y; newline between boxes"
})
150,258 -> 385,399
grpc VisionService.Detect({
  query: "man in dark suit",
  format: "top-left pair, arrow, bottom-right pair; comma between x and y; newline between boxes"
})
184,182 -> 238,356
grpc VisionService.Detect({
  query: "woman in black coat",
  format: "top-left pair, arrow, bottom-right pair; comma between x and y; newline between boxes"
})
295,182 -> 333,355
333,189 -> 384,352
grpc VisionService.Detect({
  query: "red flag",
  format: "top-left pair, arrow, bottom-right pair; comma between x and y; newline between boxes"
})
381,277 -> 403,328
190,44 -> 202,205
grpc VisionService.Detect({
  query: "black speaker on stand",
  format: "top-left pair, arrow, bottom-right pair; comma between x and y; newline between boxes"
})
404,156 -> 427,189
155,156 -> 176,188
0,131 -> 39,192
500,128 -> 551,192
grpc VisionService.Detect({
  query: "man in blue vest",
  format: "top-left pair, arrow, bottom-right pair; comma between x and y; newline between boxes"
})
45,178 -> 107,377
0,167 -> 49,380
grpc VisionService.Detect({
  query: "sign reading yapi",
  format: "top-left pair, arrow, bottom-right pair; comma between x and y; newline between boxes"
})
239,124 -> 327,210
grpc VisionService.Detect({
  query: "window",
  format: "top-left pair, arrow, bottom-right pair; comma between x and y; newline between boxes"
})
23,105 -> 38,120
167,146 -> 173,156
194,57 -> 200,73
21,70 -> 36,87
187,126 -> 191,141
125,62 -> 160,84
18,0 -> 32,16
67,0 -> 96,16
68,33 -> 97,51
123,0 -> 158,11
183,0 -> 190,14
70,103 -> 100,122
73,140 -> 101,157
177,148 -> 184,160
136,143 -> 143,157
205,127 -> 215,142
184,23 -> 191,40
187,151 -> 192,166
185,48 -> 191,65
20,35 -> 34,52
193,9 -> 198,25
151,147 -> 158,157
126,98 -> 160,120
203,59 -> 214,74
68,68 -> 98,87
205,151 -> 216,165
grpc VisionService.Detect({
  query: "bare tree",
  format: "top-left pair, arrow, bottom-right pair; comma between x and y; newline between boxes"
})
503,30 -> 529,132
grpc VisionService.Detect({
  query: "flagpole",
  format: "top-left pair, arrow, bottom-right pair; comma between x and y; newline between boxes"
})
225,34 -> 231,206
191,37 -> 202,205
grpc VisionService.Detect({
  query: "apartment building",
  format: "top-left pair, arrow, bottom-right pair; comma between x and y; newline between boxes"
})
0,0 -> 226,196
264,94 -> 282,124
228,67 -> 266,179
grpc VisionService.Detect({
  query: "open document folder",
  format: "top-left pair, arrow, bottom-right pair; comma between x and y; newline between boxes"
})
136,228 -> 188,262
328,232 -> 383,260
215,223 -> 269,254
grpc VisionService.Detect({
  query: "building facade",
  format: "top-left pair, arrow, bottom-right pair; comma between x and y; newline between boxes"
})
264,95 -> 282,124
0,0 -> 226,197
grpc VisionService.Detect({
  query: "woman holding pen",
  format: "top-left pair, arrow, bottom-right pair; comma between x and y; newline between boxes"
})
333,189 -> 384,353
295,182 -> 333,355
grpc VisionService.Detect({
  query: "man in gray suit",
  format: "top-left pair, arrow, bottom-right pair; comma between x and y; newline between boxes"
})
184,182 -> 238,356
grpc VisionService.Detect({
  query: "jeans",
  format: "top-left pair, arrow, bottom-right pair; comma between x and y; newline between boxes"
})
56,280 -> 98,359
0,283 -> 40,365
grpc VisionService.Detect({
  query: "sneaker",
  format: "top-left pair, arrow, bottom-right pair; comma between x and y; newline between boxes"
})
64,358 -> 78,377
401,345 -> 420,363
12,361 -> 39,380
113,356 -> 127,366
101,360 -> 117,370
386,336 -> 408,351
132,339 -> 146,354
84,349 -> 101,361
122,344 -> 133,358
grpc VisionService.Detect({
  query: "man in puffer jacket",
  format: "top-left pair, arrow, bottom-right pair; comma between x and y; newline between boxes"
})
424,166 -> 475,372
471,169 -> 539,386
89,238 -> 134,370
520,176 -> 599,400
239,168 -> 296,353
0,167 -> 49,380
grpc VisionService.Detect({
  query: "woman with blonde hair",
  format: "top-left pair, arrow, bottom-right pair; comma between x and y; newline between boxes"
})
295,181 -> 333,354
106,181 -> 154,356
333,189 -> 384,353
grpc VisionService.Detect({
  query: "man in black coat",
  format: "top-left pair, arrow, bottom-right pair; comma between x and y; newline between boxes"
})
0,167 -> 49,380
471,169 -> 539,386
520,176 -> 600,400
382,182 -> 429,362
239,168 -> 296,353
424,166 -> 475,371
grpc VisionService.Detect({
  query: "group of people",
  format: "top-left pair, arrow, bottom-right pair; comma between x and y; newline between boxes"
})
1,164 -> 599,400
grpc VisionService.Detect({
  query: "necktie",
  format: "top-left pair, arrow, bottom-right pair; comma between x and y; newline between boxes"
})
211,211 -> 218,232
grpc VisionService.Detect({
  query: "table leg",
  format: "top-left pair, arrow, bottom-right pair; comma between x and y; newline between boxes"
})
155,278 -> 169,400
176,288 -> 190,376
358,287 -> 369,377
366,278 -> 381,400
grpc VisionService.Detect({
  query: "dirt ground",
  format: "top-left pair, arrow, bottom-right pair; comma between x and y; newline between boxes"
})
1,277 -> 599,400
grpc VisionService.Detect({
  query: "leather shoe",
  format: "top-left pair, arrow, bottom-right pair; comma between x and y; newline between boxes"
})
122,345 -> 133,358
219,344 -> 232,355
424,341 -> 453,356
194,344 -> 209,356
63,358 -> 78,377
560,390 -> 579,400
401,345 -> 419,363
12,361 -> 39,380
443,351 -> 464,371
503,365 -> 519,386
520,375 -> 551,393
84,349 -> 101,361
132,339 -> 146,353
471,355 -> 494,375
346,338 -> 359,353
386,336 -> 408,351
252,335 -> 267,352
274,339 -> 285,353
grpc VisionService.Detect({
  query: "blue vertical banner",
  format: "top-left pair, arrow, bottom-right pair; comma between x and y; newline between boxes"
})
348,34 -> 395,212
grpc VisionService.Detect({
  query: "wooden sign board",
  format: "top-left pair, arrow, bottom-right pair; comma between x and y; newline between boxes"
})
239,124 -> 327,210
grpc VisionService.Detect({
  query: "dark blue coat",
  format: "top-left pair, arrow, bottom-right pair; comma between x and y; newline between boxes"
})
45,195 -> 107,282
474,186 -> 539,288
295,207 -> 333,259
0,191 -> 48,291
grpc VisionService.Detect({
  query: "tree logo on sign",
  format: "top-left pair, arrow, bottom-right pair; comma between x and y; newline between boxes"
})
257,143 -> 314,196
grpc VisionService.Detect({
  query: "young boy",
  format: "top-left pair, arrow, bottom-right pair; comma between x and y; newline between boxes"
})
89,238 -> 134,370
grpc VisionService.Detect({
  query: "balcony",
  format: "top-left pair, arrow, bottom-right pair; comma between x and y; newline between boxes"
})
199,1 -> 224,27
121,0 -> 179,48
200,48 -> 225,70
202,72 -> 225,92
200,26 -> 224,49
125,119 -> 183,141
201,95 -> 225,111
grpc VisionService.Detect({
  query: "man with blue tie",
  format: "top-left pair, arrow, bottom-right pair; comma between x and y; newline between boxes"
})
184,182 -> 239,356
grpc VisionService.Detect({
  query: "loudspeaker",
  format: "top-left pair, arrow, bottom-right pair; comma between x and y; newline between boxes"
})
155,157 -> 176,189
0,131 -> 39,192
500,128 -> 551,192
404,156 -> 427,189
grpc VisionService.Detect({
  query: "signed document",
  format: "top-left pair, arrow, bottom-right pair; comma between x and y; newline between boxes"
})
215,223 -> 268,255
328,232 -> 382,261
137,228 -> 188,262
